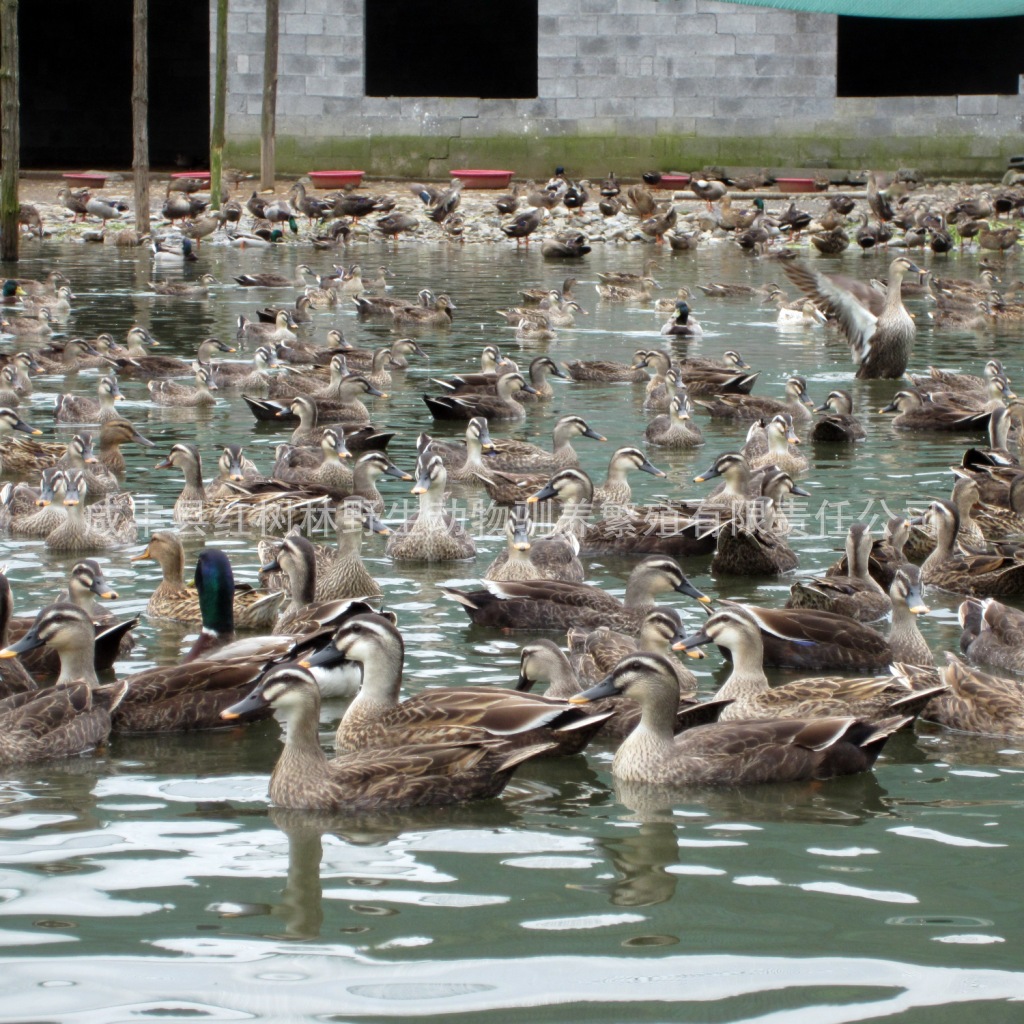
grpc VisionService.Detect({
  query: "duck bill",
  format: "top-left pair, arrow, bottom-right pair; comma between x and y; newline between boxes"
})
639,458 -> 667,478
569,674 -> 621,703
298,645 -> 345,670
582,426 -> 606,441
527,482 -> 558,504
90,578 -> 118,600
787,428 -> 801,445
384,463 -> 413,481
671,627 -> 713,658
879,400 -> 899,414
411,470 -> 432,495
153,457 -> 173,470
906,586 -> 930,615
790,484 -> 812,497
520,383 -> 539,395
0,626 -> 45,657
693,462 -> 722,484
675,578 -> 712,604
512,520 -> 532,551
12,415 -> 40,435
813,402 -> 830,412
131,543 -> 152,562
260,557 -> 281,573
362,512 -> 390,536
220,683 -> 268,720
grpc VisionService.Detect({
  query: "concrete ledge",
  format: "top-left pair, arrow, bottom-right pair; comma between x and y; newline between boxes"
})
222,133 -> 1019,180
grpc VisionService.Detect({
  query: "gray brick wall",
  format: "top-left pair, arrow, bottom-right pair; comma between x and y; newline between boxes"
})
216,0 -> 1024,171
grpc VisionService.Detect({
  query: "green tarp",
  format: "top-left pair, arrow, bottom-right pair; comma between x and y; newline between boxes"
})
716,1 -> 1024,18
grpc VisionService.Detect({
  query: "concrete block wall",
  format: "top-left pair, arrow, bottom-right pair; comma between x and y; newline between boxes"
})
215,0 -> 1024,176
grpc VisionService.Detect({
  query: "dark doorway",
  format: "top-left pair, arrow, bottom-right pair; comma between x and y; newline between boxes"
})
837,15 -> 1024,97
366,0 -> 537,98
19,1 -> 209,169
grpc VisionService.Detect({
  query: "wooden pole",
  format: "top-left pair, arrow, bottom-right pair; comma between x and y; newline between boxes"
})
132,0 -> 150,237
210,0 -> 228,211
260,0 -> 279,191
0,0 -> 19,263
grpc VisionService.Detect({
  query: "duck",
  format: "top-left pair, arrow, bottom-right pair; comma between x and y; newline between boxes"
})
391,294 -> 456,329
645,393 -> 705,449
220,663 -> 554,811
701,600 -> 897,672
917,654 -> 1024,737
811,389 -> 867,442
148,366 -> 219,408
711,469 -> 809,577
386,455 -> 477,561
53,376 -> 124,424
113,329 -> 236,379
418,418 -> 496,483
5,466 -> 71,538
233,268 -> 304,287
259,533 -> 375,638
592,447 -> 667,507
672,606 -> 944,723
0,601 -> 280,733
93,418 -> 157,475
152,237 -> 197,263
483,507 -> 584,584
562,355 -> 647,383
887,565 -> 933,666
440,556 -> 709,633
45,471 -> 136,552
57,431 -> 121,498
132,530 -> 283,629
237,309 -> 297,348
904,476 -> 986,562
782,256 -> 922,378
337,336 -> 426,373
270,429 -> 352,495
745,413 -> 808,475
660,300 -> 703,337
262,505 -> 389,604
0,677 -> 128,765
436,355 -> 566,403
596,276 -> 659,303
517,634 -> 713,742
274,395 -> 392,451
824,515 -> 912,590
918,499 -> 1024,596
2,307 -> 53,337
694,376 -> 814,423
149,273 -> 218,296
566,607 -> 698,696
155,441 -> 330,532
569,653 -> 909,786
482,415 -> 606,473
879,389 -> 993,432
958,596 -> 1024,675
501,206 -> 546,243
787,523 -> 891,622
423,371 -> 536,421
298,611 -> 611,756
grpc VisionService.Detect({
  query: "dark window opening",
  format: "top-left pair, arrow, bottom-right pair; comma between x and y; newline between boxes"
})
837,15 -> 1024,97
19,0 -> 209,169
366,0 -> 537,98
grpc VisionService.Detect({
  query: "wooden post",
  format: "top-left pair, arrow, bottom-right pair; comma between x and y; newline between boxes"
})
0,0 -> 19,263
132,0 -> 150,237
260,0 -> 279,191
210,0 -> 228,211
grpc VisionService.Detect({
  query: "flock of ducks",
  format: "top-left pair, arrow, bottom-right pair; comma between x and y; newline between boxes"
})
1,166 -> 1024,814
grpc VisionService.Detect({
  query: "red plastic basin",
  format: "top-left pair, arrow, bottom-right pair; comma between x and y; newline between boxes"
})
775,178 -> 818,193
63,172 -> 106,188
308,170 -> 365,188
653,173 -> 691,189
450,169 -> 515,189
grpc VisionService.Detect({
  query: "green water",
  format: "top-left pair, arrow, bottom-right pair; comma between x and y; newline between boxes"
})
1,237 -> 1023,1022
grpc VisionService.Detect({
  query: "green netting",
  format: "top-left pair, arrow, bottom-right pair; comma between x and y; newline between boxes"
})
713,1 -> 1024,18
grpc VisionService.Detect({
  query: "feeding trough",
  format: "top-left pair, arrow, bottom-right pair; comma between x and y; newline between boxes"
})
63,172 -> 107,188
450,169 -> 515,189
308,170 -> 365,189
775,177 -> 819,193
653,173 -> 691,189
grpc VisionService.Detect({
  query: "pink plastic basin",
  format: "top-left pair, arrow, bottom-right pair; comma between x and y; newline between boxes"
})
654,173 -> 691,189
63,172 -> 106,188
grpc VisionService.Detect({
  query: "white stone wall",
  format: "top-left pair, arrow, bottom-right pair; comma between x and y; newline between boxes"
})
214,0 -> 1024,170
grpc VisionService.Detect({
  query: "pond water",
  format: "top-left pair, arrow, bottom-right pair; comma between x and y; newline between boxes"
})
1,233 -> 1023,1022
